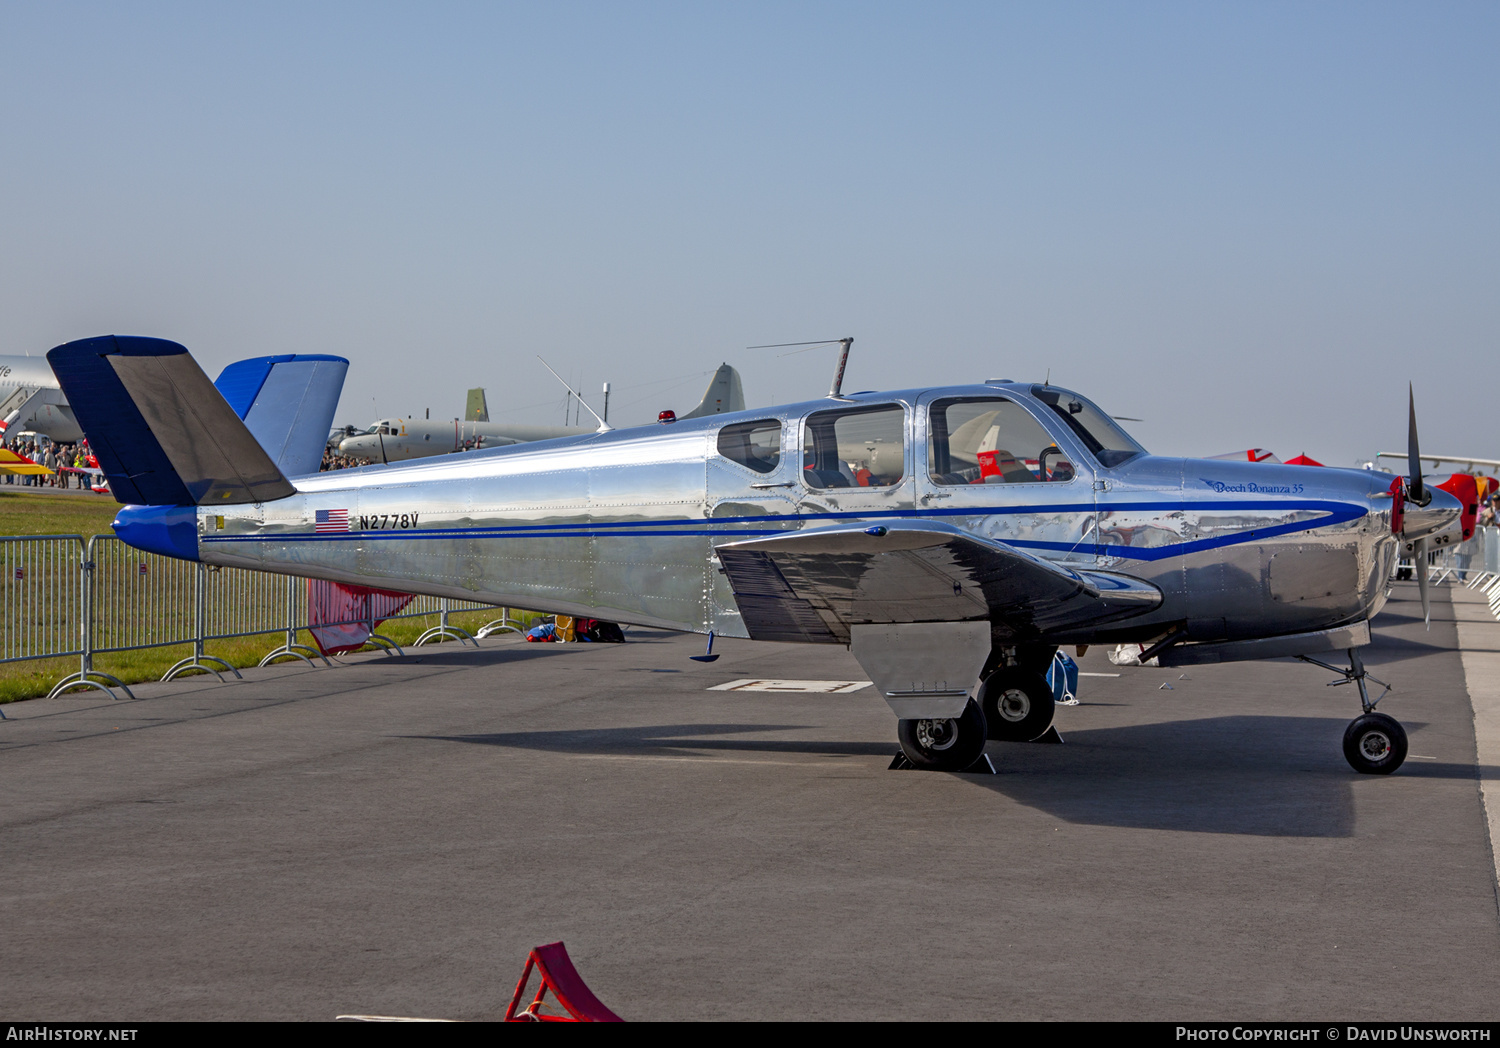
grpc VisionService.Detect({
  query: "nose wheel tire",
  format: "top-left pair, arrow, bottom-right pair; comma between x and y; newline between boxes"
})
979,668 -> 1056,742
897,700 -> 989,771
1343,712 -> 1408,775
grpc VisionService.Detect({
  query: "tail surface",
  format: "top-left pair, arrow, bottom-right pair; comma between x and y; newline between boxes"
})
680,363 -> 745,420
465,387 -> 490,422
215,354 -> 349,477
46,335 -> 295,506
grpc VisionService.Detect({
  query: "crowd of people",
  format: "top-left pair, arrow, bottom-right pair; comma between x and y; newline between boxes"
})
1,436 -> 93,488
320,446 -> 371,471
2,435 -> 372,484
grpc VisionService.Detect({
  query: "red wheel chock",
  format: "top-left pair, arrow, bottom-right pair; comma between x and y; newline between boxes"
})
504,941 -> 624,1022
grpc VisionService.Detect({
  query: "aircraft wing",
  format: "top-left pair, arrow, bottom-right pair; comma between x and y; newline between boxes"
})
0,448 -> 51,476
716,520 -> 1161,644
1376,450 -> 1500,471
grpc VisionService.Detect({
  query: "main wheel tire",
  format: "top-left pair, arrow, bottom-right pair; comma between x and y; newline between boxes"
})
896,700 -> 989,771
1343,712 -> 1408,775
980,668 -> 1056,742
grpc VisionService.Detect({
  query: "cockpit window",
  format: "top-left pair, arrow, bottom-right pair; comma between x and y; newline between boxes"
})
717,419 -> 782,474
1030,387 -> 1146,468
802,404 -> 906,489
929,397 -> 1076,485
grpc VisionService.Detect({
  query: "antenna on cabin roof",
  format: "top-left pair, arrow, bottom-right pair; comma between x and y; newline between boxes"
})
748,337 -> 855,400
536,356 -> 611,433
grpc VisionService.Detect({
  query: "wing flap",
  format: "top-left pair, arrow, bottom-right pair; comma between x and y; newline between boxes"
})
718,520 -> 1160,643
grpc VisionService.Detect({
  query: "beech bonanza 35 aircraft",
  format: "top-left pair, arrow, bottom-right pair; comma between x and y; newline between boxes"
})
49,335 -> 1462,776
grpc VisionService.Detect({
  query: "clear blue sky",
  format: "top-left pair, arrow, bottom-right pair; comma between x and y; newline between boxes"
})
1,2 -> 1495,464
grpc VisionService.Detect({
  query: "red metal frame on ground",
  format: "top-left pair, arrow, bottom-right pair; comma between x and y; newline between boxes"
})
504,941 -> 624,1022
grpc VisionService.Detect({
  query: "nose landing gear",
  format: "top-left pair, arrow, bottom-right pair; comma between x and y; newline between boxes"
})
1343,712 -> 1408,774
1299,648 -> 1407,775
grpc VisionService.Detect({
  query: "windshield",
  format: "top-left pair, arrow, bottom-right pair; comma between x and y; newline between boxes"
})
1030,387 -> 1146,467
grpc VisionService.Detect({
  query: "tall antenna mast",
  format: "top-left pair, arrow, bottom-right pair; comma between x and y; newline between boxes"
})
747,337 -> 855,400
827,337 -> 853,398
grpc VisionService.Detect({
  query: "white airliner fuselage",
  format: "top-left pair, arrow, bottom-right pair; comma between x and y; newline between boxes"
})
0,355 -> 80,442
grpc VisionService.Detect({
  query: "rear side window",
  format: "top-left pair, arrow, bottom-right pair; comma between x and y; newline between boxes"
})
717,419 -> 782,474
802,404 -> 906,488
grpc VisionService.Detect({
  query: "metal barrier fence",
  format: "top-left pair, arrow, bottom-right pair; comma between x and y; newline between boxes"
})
1459,527 -> 1500,623
1397,525 -> 1500,584
1443,525 -> 1499,581
0,534 -> 522,701
1,536 -> 86,666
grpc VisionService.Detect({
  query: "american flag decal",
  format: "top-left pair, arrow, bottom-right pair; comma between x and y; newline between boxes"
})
315,509 -> 350,533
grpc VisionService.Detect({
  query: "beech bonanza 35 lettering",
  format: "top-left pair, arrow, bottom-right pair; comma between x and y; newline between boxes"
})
49,335 -> 1462,776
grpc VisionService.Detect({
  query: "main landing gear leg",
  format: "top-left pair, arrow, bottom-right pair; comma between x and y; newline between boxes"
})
1298,648 -> 1408,775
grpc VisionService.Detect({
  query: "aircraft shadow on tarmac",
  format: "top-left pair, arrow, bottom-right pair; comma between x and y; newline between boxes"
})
1375,609 -> 1445,626
975,716 -> 1489,838
425,723 -> 895,760
424,718 -> 1493,838
1359,634 -> 1465,658
362,644 -> 595,669
377,630 -> 683,669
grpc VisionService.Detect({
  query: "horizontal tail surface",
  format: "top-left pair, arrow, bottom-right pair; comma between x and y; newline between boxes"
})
47,335 -> 295,506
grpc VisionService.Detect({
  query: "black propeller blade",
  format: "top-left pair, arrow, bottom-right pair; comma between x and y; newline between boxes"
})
1406,382 -> 1431,627
1407,383 -> 1430,507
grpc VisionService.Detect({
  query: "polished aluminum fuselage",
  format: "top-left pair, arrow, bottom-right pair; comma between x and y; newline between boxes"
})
197,384 -> 1401,644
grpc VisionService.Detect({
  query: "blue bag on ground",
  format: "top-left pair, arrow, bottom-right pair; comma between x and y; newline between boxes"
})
1046,652 -> 1079,705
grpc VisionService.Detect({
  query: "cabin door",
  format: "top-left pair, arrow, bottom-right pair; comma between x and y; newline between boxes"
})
913,393 -> 1099,571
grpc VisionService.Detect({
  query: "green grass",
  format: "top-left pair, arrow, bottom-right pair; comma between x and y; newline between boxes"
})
0,606 -> 548,704
0,488 -> 120,537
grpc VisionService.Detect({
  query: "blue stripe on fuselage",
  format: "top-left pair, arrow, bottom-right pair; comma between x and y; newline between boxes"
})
200,499 -> 1366,563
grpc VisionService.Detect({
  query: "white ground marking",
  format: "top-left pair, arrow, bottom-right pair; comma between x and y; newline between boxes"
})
708,679 -> 872,693
1451,584 -> 1500,903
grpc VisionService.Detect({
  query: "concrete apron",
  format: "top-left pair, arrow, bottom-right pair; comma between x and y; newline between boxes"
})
1451,582 -> 1500,913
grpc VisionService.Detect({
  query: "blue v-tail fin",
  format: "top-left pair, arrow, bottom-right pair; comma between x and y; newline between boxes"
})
214,354 -> 349,478
46,335 -> 296,507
